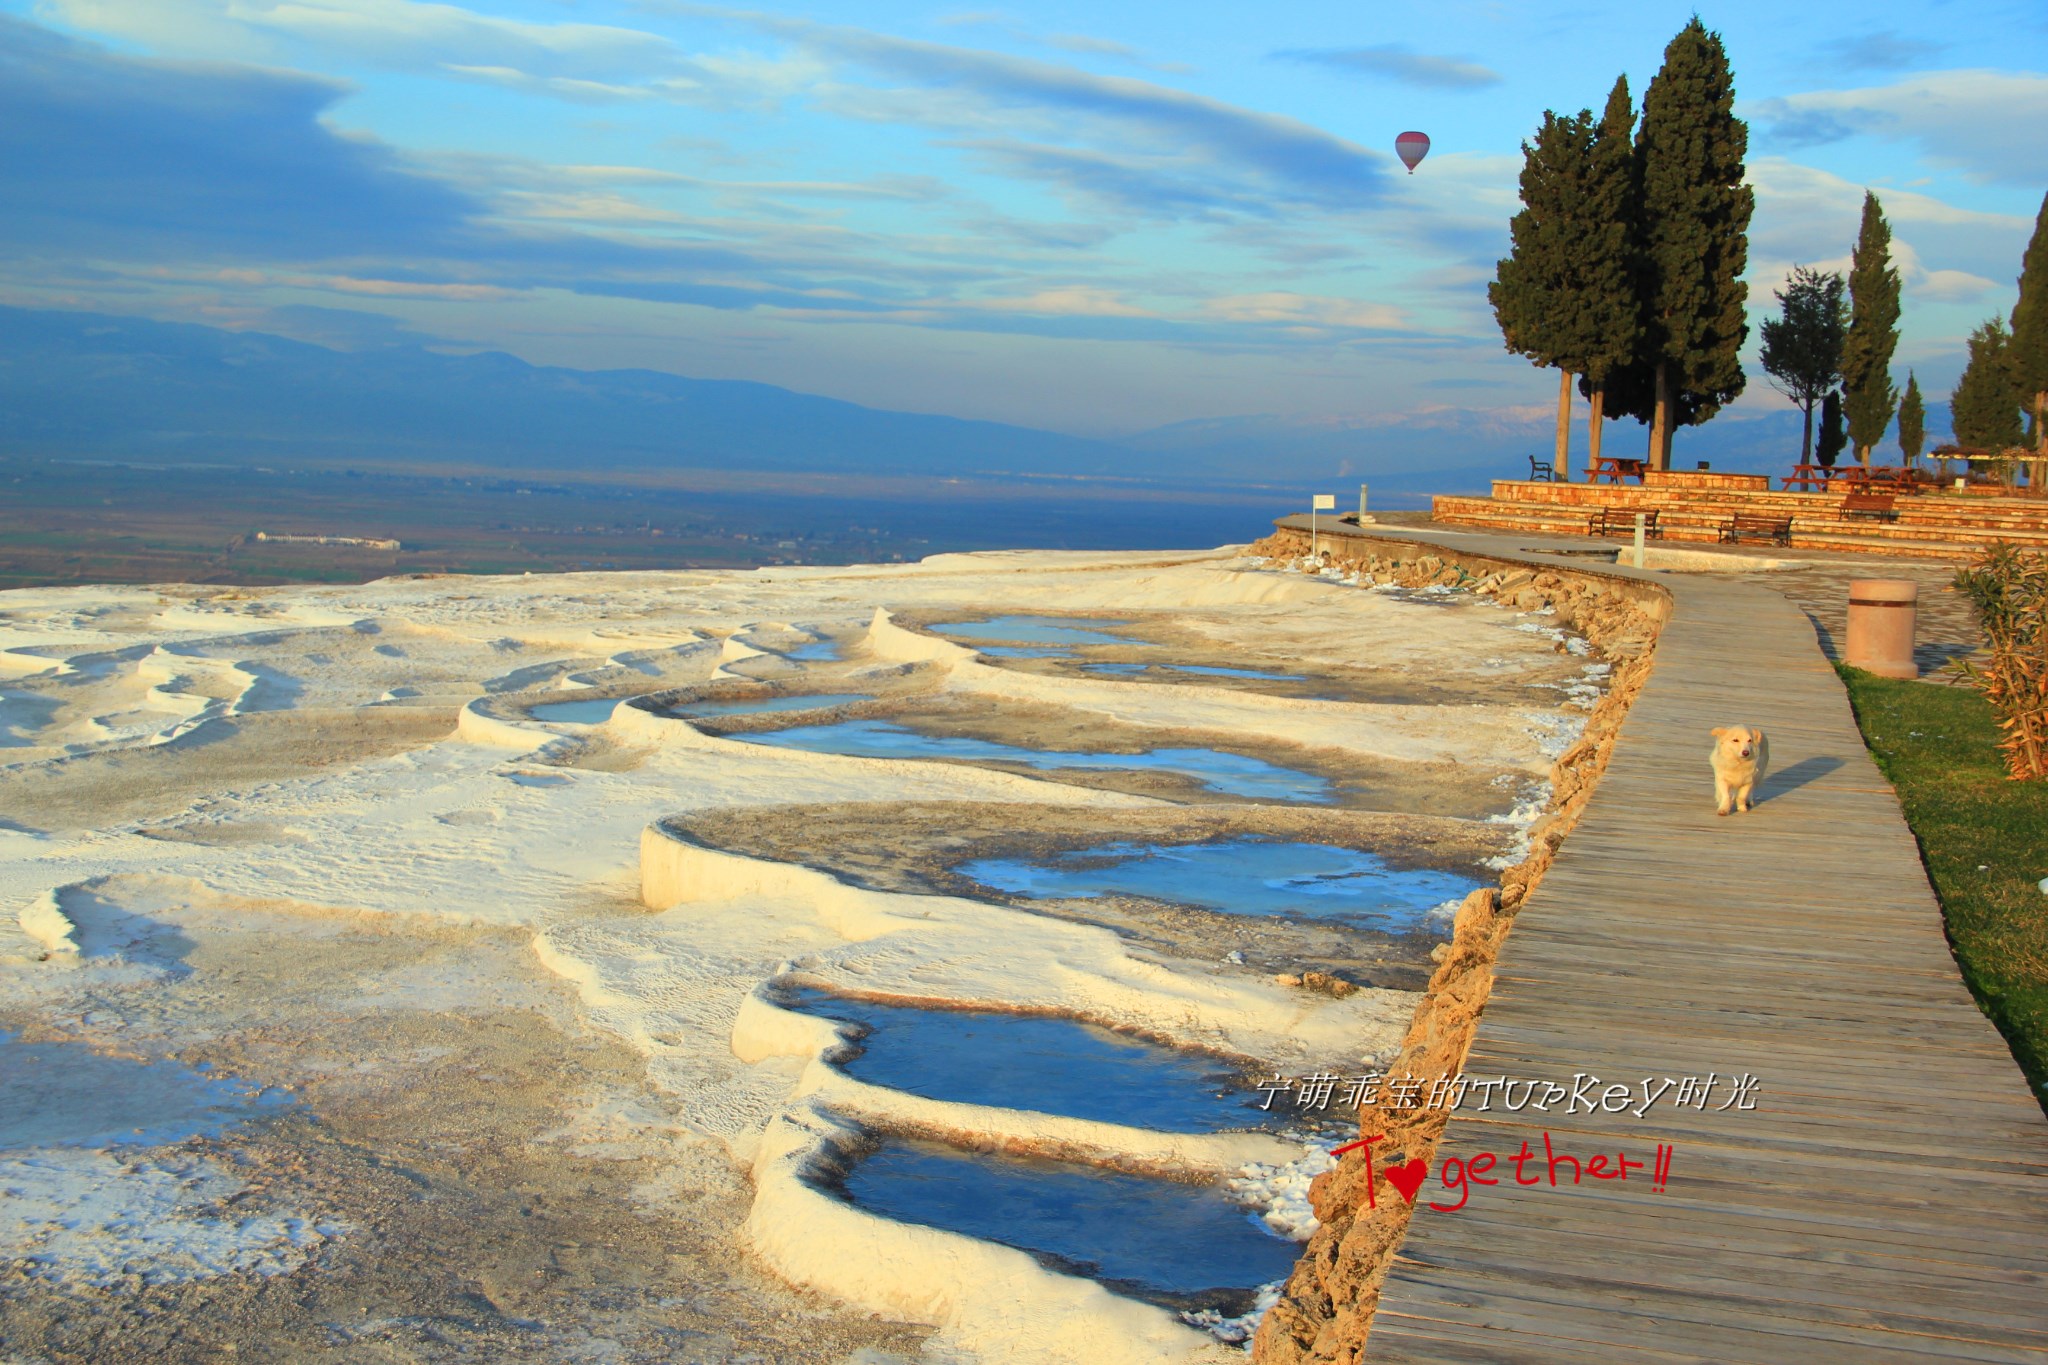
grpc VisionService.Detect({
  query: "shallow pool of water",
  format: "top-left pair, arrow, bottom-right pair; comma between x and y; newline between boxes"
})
929,616 -> 1146,648
733,719 -> 1332,803
784,638 -> 843,661
0,689 -> 63,748
0,1033 -> 287,1150
1081,662 -> 1308,683
529,697 -> 622,725
837,1138 -> 1298,1311
783,987 -> 1278,1133
960,837 -> 1478,930
671,693 -> 870,719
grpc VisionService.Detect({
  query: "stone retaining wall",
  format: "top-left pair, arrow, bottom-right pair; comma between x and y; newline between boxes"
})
1243,525 -> 1670,1365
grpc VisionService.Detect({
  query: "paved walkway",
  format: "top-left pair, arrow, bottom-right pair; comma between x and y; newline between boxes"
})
1279,519 -> 2048,1362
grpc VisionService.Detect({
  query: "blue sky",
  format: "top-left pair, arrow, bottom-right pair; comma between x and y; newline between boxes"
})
3,0 -> 2043,436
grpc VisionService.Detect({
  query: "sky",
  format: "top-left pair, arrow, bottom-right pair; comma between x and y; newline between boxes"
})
2,0 -> 2044,438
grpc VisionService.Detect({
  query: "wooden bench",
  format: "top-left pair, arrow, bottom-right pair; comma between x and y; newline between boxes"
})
1841,492 -> 1899,522
1720,514 -> 1793,546
1587,508 -> 1661,539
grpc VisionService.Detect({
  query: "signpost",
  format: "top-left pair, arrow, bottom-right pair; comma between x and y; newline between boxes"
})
1311,494 -> 1336,559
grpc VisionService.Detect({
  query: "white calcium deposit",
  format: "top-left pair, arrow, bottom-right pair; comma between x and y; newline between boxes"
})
0,548 -> 1595,1363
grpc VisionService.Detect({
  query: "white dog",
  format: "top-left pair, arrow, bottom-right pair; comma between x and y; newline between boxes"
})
1709,725 -> 1769,815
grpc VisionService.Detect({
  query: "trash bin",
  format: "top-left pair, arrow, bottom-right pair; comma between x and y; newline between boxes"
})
1845,579 -> 1918,679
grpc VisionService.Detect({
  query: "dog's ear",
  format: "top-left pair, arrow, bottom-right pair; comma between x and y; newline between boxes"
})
1710,727 -> 1728,739
1750,726 -> 1765,745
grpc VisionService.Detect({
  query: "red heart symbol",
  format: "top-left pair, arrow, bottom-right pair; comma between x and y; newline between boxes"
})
1385,1158 -> 1429,1203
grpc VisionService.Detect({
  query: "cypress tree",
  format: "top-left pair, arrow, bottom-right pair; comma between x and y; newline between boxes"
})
1816,389 -> 1847,467
1630,18 -> 1753,468
1491,91 -> 1634,482
1897,371 -> 1925,464
2007,191 -> 2048,487
1840,192 -> 1902,464
1758,266 -> 1848,463
1490,109 -> 1587,477
1952,317 -> 2026,453
1575,75 -> 1642,473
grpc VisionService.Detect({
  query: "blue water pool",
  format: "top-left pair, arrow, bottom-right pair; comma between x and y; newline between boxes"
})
783,987 -> 1279,1133
785,638 -> 844,661
732,719 -> 1332,803
838,1139 -> 1299,1308
961,836 -> 1479,931
1081,663 -> 1308,683
929,616 -> 1148,648
0,1032 -> 289,1150
671,693 -> 870,719
530,698 -> 622,724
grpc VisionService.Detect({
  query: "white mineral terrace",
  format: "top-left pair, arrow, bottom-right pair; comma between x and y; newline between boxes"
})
0,548 -> 1604,1363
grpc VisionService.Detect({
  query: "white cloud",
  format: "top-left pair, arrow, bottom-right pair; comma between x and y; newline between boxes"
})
1746,157 -> 2031,304
1272,44 -> 1501,90
47,0 -> 681,80
1913,268 -> 2001,302
1205,292 -> 1409,330
1751,70 -> 2048,184
974,286 -> 1152,317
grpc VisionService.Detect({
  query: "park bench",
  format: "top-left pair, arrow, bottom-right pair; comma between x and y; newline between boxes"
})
1841,492 -> 1899,522
1527,455 -> 1556,482
1719,514 -> 1793,546
1586,508 -> 1661,539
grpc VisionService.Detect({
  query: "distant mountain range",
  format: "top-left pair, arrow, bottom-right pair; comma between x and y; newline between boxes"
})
0,305 -> 1954,498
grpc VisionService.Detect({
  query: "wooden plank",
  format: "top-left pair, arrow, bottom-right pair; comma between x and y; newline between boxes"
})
1321,523 -> 2048,1362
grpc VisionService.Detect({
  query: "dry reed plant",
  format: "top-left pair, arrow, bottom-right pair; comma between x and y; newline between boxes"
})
1951,543 -> 2048,780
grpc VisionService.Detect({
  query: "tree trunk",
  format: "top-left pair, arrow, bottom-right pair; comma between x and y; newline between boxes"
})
1859,442 -> 1871,468
2035,391 -> 2047,494
1588,383 -> 1606,478
1800,400 -> 1814,463
1650,364 -> 1672,470
1554,369 -> 1573,482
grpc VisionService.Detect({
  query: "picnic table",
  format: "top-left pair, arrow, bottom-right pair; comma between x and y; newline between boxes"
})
1832,464 -> 1927,491
1780,463 -> 1845,491
1588,455 -> 1647,485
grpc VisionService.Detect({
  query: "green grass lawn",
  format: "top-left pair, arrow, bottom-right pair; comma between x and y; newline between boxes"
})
1837,664 -> 2048,1114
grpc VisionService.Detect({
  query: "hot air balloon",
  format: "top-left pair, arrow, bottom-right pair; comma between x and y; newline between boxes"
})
1395,131 -> 1430,174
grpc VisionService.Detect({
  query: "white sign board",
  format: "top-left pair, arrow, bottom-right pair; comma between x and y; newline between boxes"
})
1311,494 -> 1336,510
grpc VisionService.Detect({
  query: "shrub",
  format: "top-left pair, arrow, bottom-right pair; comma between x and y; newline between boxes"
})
1952,543 -> 2048,779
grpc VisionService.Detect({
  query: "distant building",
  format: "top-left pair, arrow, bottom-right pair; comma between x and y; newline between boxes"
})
254,532 -> 401,550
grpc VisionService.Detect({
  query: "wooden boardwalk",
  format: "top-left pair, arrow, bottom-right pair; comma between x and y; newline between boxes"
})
1281,520 -> 2048,1363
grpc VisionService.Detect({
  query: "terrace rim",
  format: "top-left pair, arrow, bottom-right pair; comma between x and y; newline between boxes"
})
1260,516 -> 2048,1364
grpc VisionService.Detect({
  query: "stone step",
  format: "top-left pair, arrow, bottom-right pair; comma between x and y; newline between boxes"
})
1484,480 -> 2048,526
1429,501 -> 2009,559
1437,490 -> 2048,553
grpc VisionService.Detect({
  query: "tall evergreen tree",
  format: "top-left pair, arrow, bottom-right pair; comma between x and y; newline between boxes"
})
1490,87 -> 1636,482
1490,107 -> 1592,478
2007,190 -> 2048,487
1758,266 -> 1848,462
1951,317 -> 2026,453
1815,389 -> 1847,467
1626,18 -> 1754,468
1840,192 -> 1902,465
1577,76 -> 1641,473
1897,371 -> 1925,464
